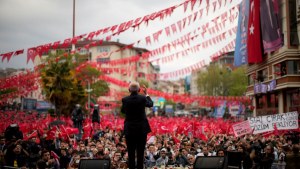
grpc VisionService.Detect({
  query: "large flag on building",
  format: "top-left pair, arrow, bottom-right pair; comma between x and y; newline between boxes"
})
234,0 -> 250,66
247,0 -> 263,64
260,0 -> 283,53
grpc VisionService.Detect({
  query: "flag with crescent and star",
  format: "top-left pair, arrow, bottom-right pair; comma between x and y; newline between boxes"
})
247,0 -> 263,63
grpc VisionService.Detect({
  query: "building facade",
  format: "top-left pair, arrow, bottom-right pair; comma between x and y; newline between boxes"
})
34,40 -> 159,110
246,1 -> 300,115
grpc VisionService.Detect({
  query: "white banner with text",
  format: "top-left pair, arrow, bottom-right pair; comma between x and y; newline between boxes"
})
248,111 -> 298,134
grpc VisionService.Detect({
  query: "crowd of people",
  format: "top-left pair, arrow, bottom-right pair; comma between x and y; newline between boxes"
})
0,110 -> 300,169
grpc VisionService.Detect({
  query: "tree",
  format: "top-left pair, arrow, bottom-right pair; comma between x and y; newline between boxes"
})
138,79 -> 149,88
228,66 -> 248,96
75,64 -> 109,100
40,51 -> 109,117
196,64 -> 247,96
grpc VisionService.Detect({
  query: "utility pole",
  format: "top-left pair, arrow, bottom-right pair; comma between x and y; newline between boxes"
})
72,0 -> 76,52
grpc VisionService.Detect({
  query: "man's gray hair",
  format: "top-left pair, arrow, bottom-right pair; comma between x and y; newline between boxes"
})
129,81 -> 140,92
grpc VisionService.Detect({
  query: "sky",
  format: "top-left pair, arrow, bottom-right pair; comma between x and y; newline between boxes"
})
0,0 -> 241,76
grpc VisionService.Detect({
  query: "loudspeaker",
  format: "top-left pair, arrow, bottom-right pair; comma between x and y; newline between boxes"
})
226,151 -> 243,168
194,156 -> 225,169
79,159 -> 110,169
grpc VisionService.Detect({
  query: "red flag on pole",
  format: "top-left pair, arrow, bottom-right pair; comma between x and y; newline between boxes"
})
247,0 -> 263,63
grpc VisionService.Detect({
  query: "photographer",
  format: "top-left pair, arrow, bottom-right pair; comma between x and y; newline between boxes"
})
71,104 -> 84,141
91,104 -> 100,126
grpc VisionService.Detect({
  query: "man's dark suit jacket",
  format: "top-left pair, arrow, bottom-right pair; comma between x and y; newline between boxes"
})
121,92 -> 153,136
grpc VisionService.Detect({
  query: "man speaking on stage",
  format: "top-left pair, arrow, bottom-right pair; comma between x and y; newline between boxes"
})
121,81 -> 153,169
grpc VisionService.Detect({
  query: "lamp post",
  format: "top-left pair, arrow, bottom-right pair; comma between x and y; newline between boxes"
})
85,52 -> 92,111
85,84 -> 93,111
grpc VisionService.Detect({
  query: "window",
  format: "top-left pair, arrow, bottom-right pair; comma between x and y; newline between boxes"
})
257,69 -> 268,82
275,60 -> 300,77
274,63 -> 281,77
286,60 -> 300,74
290,91 -> 300,107
267,93 -> 278,108
288,0 -> 299,46
248,74 -> 254,85
97,46 -> 111,53
256,95 -> 267,109
96,57 -> 110,63
138,72 -> 145,78
79,48 -> 88,54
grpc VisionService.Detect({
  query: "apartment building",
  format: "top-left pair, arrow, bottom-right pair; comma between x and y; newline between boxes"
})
245,1 -> 300,115
34,40 -> 159,109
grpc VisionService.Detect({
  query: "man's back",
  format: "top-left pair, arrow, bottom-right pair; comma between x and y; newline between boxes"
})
122,93 -> 153,136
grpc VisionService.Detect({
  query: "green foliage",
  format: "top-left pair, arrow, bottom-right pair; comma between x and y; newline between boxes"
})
91,80 -> 109,98
39,51 -> 109,117
197,64 -> 247,96
165,99 -> 176,108
0,88 -> 18,96
138,79 -> 149,88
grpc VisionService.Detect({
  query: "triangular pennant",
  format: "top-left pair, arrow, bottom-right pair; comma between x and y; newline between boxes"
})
27,48 -> 38,64
191,0 -> 197,10
183,1 -> 189,12
1,52 -> 14,62
165,26 -> 171,36
13,49 -> 24,56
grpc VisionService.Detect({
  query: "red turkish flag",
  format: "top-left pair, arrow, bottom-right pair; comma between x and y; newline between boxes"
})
87,31 -> 96,40
36,45 -> 44,56
62,38 -> 72,48
1,52 -> 14,62
13,49 -> 24,56
52,41 -> 60,49
165,26 -> 171,36
247,0 -> 263,63
27,47 -> 38,63
43,43 -> 52,53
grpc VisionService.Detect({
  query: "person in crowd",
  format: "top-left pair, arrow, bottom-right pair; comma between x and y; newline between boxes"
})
71,104 -> 84,141
78,142 -> 88,157
59,148 -> 71,169
121,82 -> 153,169
68,152 -> 81,169
276,143 -> 288,169
217,148 -> 225,157
111,150 -> 123,169
155,148 -> 169,167
285,144 -> 300,169
196,146 -> 211,157
145,143 -> 159,168
0,136 -> 6,167
186,154 -> 195,168
175,148 -> 188,167
4,141 -> 29,168
92,104 -> 100,127
94,150 -> 111,160
260,145 -> 275,169
4,124 -> 23,142
27,137 -> 41,168
36,150 -> 59,169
